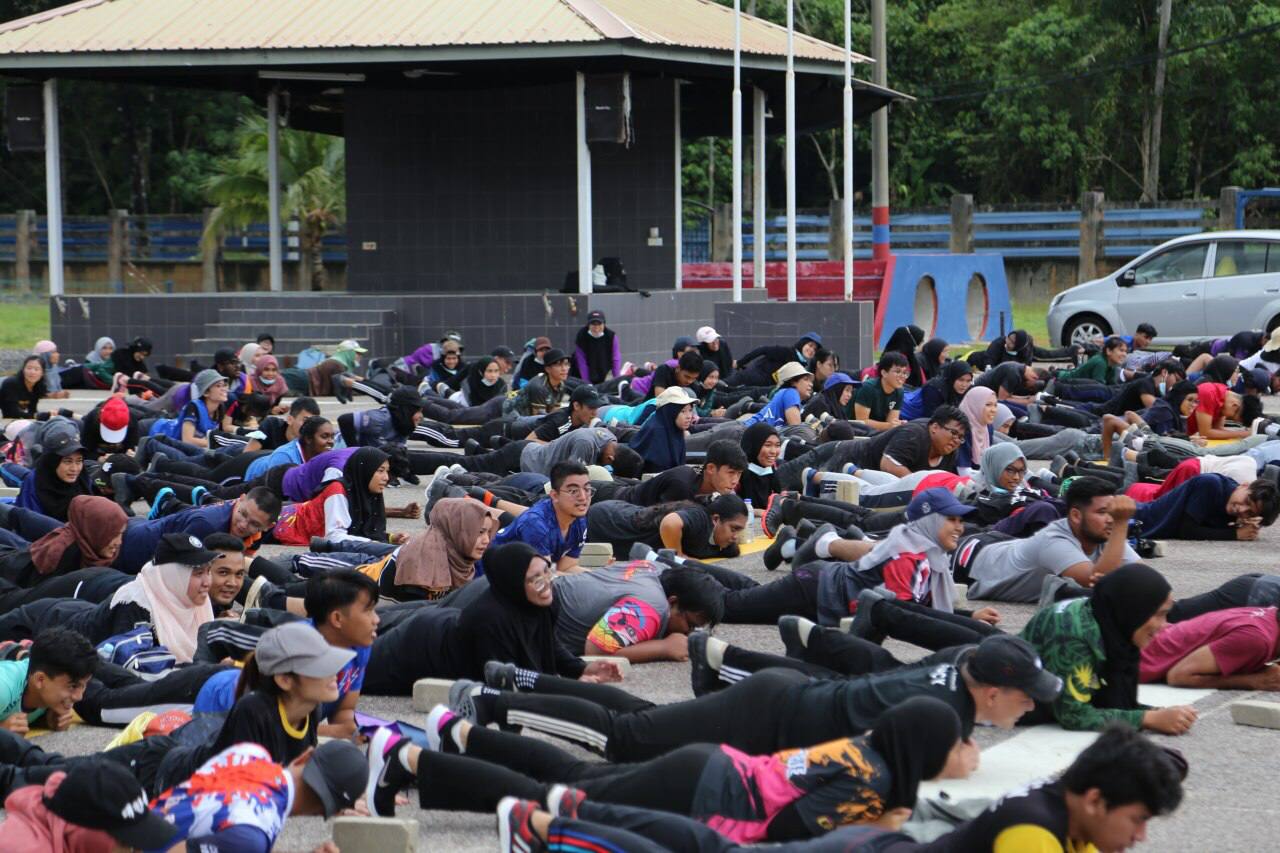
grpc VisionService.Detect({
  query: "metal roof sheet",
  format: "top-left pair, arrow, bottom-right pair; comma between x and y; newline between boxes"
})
0,0 -> 868,64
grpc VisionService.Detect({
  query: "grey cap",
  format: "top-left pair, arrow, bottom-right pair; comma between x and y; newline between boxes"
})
254,622 -> 355,678
192,368 -> 226,398
302,740 -> 368,818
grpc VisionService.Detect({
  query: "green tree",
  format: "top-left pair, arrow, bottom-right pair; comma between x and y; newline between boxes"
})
203,116 -> 345,290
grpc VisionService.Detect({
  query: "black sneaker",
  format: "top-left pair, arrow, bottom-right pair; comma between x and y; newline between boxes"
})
792,522 -> 837,567
109,472 -> 136,516
484,660 -> 518,692
687,630 -> 720,697
365,728 -> 412,818
795,518 -> 817,542
308,536 -> 332,554
777,615 -> 811,659
464,438 -> 485,456
629,542 -> 658,562
848,589 -> 885,639
763,525 -> 796,571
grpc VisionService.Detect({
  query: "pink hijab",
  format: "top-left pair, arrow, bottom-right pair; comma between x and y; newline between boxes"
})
958,385 -> 996,468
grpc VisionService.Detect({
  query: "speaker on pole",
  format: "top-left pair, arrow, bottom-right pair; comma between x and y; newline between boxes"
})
5,85 -> 43,152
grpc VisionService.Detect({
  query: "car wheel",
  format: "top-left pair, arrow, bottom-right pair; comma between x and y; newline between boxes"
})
1063,314 -> 1111,347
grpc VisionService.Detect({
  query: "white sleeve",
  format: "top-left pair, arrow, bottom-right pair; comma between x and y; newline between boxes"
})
322,493 -> 368,543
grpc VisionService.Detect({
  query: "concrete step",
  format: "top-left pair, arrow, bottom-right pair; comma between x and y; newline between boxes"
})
199,322 -> 383,341
214,306 -> 396,325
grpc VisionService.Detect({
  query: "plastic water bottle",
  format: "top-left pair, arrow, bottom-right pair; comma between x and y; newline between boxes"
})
742,499 -> 756,543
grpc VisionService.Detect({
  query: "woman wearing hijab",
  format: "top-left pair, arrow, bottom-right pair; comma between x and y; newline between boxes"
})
109,336 -> 171,396
918,337 -> 950,381
881,325 -> 927,387
31,341 -> 73,397
428,342 -> 467,395
630,387 -> 694,473
254,354 -> 287,410
0,356 -> 48,419
362,497 -> 502,603
0,495 -> 127,588
14,435 -> 93,523
1020,563 -> 1197,734
903,359 -> 973,421
367,695 -> 962,842
956,386 -> 998,474
802,373 -> 856,422
456,357 -> 508,408
342,386 -> 425,449
272,447 -> 398,554
572,310 -> 621,385
729,332 -> 823,388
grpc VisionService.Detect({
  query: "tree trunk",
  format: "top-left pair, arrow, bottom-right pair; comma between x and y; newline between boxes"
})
1142,0 -> 1173,202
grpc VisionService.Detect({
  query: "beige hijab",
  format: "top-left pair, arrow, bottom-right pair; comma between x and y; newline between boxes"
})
110,561 -> 213,663
394,498 -> 502,590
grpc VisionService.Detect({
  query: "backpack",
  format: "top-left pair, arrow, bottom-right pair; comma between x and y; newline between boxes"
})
295,347 -> 327,370
97,626 -> 177,680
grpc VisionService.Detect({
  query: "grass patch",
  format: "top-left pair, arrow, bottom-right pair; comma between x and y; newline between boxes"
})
0,301 -> 50,349
1010,298 -> 1051,347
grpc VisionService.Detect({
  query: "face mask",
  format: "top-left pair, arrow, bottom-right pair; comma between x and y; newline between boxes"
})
1005,349 -> 1018,356
258,376 -> 277,386
589,330 -> 604,338
1159,381 -> 1166,395
481,376 -> 499,386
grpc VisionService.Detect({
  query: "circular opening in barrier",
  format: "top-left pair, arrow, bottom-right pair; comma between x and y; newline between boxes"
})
913,276 -> 938,338
966,273 -> 989,340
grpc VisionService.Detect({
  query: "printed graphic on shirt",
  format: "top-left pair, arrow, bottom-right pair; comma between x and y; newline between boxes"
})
587,594 -> 663,653
151,743 -> 292,848
774,738 -> 886,829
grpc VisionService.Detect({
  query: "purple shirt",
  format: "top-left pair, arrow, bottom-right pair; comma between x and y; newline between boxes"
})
283,447 -> 357,502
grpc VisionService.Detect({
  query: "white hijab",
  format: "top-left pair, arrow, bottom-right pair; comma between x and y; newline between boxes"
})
110,561 -> 213,663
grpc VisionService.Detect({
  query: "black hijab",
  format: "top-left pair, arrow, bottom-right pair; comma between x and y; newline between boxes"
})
460,543 -> 576,676
737,422 -> 780,508
631,400 -> 688,473
1088,563 -> 1171,710
868,696 -> 961,810
694,362 -> 719,402
928,360 -> 973,407
387,387 -> 424,437
111,336 -> 151,376
1163,380 -> 1198,415
920,338 -> 950,380
462,357 -> 507,405
341,447 -> 388,541
574,323 -> 616,385
33,451 -> 92,522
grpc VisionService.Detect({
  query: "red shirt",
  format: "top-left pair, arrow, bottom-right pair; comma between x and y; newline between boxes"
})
1190,382 -> 1227,434
1141,606 -> 1280,682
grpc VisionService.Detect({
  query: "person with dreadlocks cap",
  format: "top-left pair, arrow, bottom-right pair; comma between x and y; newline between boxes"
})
902,359 -> 973,421
1021,563 -> 1199,735
271,447 -> 402,554
340,386 -> 426,450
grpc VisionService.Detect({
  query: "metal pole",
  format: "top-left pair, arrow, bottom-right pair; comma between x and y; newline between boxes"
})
753,87 -> 766,291
674,80 -> 683,289
731,0 -> 743,303
842,0 -> 854,300
42,79 -> 64,297
870,0 -> 890,261
576,72 -> 593,294
785,0 -> 797,302
267,89 -> 284,292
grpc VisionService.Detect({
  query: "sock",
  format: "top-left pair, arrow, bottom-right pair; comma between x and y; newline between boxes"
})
466,486 -> 497,506
705,636 -> 728,669
512,667 -> 539,691
780,540 -> 797,559
795,617 -> 816,647
396,738 -> 416,769
814,530 -> 840,559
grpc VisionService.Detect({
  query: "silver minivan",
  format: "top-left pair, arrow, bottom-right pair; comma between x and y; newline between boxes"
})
1047,230 -> 1280,345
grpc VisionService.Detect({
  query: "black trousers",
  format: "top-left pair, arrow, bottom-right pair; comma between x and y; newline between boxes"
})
865,599 -> 1001,651
497,667 -> 832,762
76,661 -> 229,726
362,606 -> 467,694
717,628 -> 901,689
1168,573 -> 1277,623
408,440 -> 529,476
414,726 -> 712,815
659,556 -> 819,624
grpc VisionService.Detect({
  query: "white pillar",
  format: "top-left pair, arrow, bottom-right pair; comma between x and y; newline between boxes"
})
785,0 -> 797,303
42,79 -> 64,297
674,80 -> 683,290
731,0 -> 743,303
575,72 -> 593,295
267,89 -> 283,292
753,87 -> 766,290
842,0 -> 854,300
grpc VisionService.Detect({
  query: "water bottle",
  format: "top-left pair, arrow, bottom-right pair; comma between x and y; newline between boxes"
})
742,499 -> 756,543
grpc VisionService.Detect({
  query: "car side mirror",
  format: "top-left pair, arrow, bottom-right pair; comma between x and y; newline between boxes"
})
1117,269 -> 1136,287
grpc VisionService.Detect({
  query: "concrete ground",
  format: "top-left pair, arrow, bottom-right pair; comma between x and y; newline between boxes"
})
13,391 -> 1280,851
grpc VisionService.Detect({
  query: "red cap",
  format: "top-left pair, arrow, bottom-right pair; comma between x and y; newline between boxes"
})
99,396 -> 130,444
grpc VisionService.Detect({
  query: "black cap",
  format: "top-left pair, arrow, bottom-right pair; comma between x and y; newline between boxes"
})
213,347 -> 238,364
587,310 -> 606,324
389,387 -> 427,409
542,348 -> 570,366
491,345 -> 516,359
44,758 -> 177,849
302,740 -> 369,818
46,433 -> 83,458
967,635 -> 1063,703
154,532 -> 219,567
571,385 -> 607,408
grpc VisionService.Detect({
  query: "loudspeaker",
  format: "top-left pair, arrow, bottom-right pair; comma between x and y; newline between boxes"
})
5,85 -> 43,152
584,73 -> 633,145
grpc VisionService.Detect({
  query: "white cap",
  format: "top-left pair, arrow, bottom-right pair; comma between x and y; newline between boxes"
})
335,339 -> 368,353
696,326 -> 720,344
654,386 -> 698,408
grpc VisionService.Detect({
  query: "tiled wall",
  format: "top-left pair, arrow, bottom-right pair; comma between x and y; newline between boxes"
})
714,301 -> 876,370
344,76 -> 677,295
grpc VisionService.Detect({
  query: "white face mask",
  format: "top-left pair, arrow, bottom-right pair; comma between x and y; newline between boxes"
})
481,376 -> 499,386
589,329 -> 604,339
258,376 -> 277,386
1159,381 -> 1166,395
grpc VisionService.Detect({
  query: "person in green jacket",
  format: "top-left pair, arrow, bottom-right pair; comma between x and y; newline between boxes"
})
1020,563 -> 1199,736
1054,336 -> 1129,385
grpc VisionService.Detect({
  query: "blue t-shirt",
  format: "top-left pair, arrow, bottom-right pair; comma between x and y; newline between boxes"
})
744,387 -> 802,428
244,439 -> 302,481
192,620 -> 369,722
116,503 -> 235,573
488,497 -> 587,571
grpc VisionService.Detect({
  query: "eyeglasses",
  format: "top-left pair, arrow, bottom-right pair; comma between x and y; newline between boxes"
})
558,485 -> 596,498
525,567 -> 554,591
939,425 -> 967,440
887,367 -> 912,377
1003,464 -> 1027,479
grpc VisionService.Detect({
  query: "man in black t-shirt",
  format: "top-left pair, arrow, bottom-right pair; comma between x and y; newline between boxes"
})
847,405 -> 966,477
975,362 -> 1040,404
529,385 -> 606,443
647,350 -> 704,400
594,440 -> 748,506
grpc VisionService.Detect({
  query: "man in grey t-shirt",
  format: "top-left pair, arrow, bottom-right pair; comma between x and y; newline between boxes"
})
964,477 -> 1139,603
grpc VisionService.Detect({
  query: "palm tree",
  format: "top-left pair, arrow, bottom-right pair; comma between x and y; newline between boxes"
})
202,115 -> 345,290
